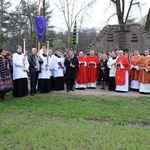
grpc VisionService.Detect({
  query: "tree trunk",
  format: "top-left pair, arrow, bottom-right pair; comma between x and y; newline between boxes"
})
117,13 -> 124,25
67,28 -> 71,53
42,0 -> 46,43
111,0 -> 125,25
116,0 -> 125,25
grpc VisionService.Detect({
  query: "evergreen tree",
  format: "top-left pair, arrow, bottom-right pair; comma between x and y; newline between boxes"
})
0,0 -> 12,48
2,0 -> 54,52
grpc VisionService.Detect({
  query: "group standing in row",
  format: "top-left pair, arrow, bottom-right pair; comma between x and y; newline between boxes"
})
0,44 -> 150,99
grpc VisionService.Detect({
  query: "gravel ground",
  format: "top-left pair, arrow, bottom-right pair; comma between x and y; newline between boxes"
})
53,84 -> 150,97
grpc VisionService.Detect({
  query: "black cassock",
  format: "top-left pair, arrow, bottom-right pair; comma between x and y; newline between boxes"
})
64,56 -> 79,91
13,78 -> 28,97
98,59 -> 109,82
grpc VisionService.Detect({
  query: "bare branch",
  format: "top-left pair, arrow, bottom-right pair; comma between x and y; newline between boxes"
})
105,13 -> 117,25
70,0 -> 76,26
111,0 -> 116,4
71,0 -> 97,26
122,0 -> 125,15
51,0 -> 98,51
137,2 -> 144,21
125,0 -> 135,23
103,0 -> 113,14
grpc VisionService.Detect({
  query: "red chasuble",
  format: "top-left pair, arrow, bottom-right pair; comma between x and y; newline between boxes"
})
130,55 -> 143,80
138,56 -> 150,84
86,55 -> 99,83
115,56 -> 130,85
76,57 -> 87,84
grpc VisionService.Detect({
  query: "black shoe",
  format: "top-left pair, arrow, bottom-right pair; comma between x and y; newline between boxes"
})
67,90 -> 69,92
31,93 -> 34,96
1,96 -> 6,100
70,89 -> 74,91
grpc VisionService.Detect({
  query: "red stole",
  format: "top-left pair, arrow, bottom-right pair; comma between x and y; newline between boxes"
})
115,56 -> 130,85
86,55 -> 99,82
76,57 -> 87,84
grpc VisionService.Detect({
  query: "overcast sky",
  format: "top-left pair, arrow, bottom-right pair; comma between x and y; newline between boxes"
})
11,0 -> 150,31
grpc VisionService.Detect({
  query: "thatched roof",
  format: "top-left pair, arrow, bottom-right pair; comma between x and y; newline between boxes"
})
87,24 -> 150,54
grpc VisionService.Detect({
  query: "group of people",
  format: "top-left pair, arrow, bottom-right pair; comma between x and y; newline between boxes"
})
98,49 -> 150,93
0,44 -> 150,100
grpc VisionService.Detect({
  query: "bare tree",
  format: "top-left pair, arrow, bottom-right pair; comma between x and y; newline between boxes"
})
110,0 -> 141,25
52,0 -> 97,52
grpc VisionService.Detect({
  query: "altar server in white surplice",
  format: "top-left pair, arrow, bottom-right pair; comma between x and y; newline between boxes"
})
52,49 -> 64,90
13,45 -> 29,97
38,48 -> 52,93
107,51 -> 117,91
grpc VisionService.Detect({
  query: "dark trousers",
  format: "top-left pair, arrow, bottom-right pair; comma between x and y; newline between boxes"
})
66,79 -> 75,91
0,91 -> 6,98
30,71 -> 39,94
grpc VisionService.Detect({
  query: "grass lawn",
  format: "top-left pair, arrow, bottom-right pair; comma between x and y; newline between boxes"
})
0,91 -> 150,150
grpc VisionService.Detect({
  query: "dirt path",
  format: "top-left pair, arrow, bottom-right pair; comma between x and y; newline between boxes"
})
53,85 -> 150,97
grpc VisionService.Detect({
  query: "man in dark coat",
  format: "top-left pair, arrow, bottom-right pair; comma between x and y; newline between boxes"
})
28,48 -> 43,96
64,51 -> 79,92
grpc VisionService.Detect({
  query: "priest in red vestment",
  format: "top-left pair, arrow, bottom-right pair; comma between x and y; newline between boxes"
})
130,50 -> 143,90
115,50 -> 130,92
75,51 -> 87,89
86,50 -> 99,88
138,50 -> 150,93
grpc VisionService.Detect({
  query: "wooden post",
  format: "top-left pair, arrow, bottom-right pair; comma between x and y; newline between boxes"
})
47,41 -> 49,50
38,42 -> 40,56
37,3 -> 43,55
23,38 -> 26,54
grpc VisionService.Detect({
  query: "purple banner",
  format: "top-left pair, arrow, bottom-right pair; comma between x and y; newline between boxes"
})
34,16 -> 46,42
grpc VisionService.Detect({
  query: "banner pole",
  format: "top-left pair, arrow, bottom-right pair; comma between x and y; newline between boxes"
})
38,41 -> 40,56
23,38 -> 26,54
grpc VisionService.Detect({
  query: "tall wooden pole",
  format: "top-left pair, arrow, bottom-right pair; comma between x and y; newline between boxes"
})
43,0 -> 45,18
23,38 -> 26,54
37,0 -> 46,54
47,41 -> 49,50
43,0 -> 46,43
37,0 -> 44,55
